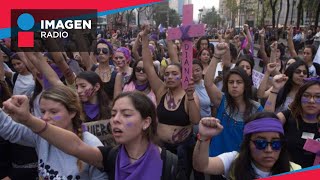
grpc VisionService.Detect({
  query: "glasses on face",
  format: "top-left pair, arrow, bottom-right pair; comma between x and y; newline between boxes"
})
96,48 -> 109,55
251,139 -> 282,151
135,67 -> 145,73
294,69 -> 308,75
302,93 -> 320,102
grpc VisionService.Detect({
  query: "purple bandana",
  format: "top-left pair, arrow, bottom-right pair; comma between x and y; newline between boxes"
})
115,143 -> 163,180
83,102 -> 99,120
134,82 -> 149,91
303,77 -> 320,83
243,118 -> 284,135
180,25 -> 192,41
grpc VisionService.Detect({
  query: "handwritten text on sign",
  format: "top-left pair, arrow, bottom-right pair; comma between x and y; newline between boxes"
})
84,119 -> 116,146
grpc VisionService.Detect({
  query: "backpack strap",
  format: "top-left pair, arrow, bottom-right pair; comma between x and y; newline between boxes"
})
12,73 -> 19,87
161,148 -> 178,180
107,146 -> 120,180
313,62 -> 320,76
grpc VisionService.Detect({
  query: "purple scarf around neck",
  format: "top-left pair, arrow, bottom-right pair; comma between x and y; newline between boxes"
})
115,143 -> 163,180
83,102 -> 99,120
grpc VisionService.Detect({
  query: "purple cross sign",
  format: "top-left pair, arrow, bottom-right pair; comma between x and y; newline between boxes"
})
167,4 -> 205,89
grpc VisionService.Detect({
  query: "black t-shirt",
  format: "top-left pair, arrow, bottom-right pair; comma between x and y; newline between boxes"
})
283,109 -> 320,168
98,146 -> 178,180
0,138 -> 10,179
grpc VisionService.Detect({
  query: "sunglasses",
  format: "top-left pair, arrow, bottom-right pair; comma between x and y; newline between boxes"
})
294,69 -> 308,75
96,48 -> 109,55
135,67 -> 145,73
251,139 -> 282,151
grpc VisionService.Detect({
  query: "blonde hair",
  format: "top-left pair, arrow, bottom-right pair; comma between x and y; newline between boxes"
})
41,85 -> 85,172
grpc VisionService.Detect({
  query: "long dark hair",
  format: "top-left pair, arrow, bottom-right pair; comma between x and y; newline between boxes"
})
235,55 -> 255,85
289,80 -> 320,130
222,67 -> 254,120
232,112 -> 291,180
275,60 -> 309,109
76,71 -> 111,121
196,36 -> 210,51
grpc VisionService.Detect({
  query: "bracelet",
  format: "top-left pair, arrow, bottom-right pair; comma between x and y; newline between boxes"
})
213,54 -> 221,60
34,121 -> 48,134
270,91 -> 278,95
197,133 -> 210,142
188,98 -> 194,101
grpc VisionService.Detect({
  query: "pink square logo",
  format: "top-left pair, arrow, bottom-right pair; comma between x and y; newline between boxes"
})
18,31 -> 34,47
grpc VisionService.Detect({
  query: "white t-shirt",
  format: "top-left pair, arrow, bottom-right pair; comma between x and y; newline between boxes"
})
12,72 -> 35,98
218,151 -> 301,179
214,62 -> 236,79
308,64 -> 317,77
218,151 -> 271,179
214,62 -> 235,90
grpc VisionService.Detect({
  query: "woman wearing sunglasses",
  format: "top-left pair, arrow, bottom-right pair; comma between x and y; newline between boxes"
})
93,39 -> 117,99
277,77 -> 320,168
264,60 -> 309,113
114,60 -> 156,105
193,112 -> 301,179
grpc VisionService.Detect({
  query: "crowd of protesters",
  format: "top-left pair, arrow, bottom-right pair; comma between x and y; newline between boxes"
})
0,16 -> 319,180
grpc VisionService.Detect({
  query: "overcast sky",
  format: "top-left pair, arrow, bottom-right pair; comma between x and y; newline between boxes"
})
192,0 -> 219,20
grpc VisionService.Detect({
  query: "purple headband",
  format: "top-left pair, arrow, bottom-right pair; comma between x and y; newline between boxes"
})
303,77 -> 320,83
116,47 -> 131,63
97,38 -> 114,55
243,118 -> 284,135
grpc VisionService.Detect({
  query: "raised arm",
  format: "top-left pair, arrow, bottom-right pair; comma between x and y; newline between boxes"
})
0,54 -> 12,101
25,52 -> 63,87
16,52 -> 39,79
185,79 -> 200,124
264,74 -> 288,112
45,38 -> 76,85
257,63 -> 278,99
204,43 -> 226,107
244,24 -> 253,51
258,29 -> 270,67
287,26 -> 298,58
113,72 -> 123,98
2,95 -> 104,168
141,25 -> 166,98
193,118 -> 225,174
73,33 -> 94,71
166,39 -> 179,64
132,36 -> 142,61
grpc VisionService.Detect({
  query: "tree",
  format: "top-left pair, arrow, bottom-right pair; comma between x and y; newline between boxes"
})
202,7 -> 221,27
284,0 -> 290,29
315,1 -> 320,28
225,0 -> 239,27
136,7 -> 147,28
276,0 -> 283,29
125,9 -> 135,29
153,3 -> 181,27
168,9 -> 181,27
296,0 -> 304,28
269,0 -> 279,28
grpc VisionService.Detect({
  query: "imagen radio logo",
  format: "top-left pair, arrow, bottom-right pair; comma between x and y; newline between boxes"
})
11,9 -> 97,52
